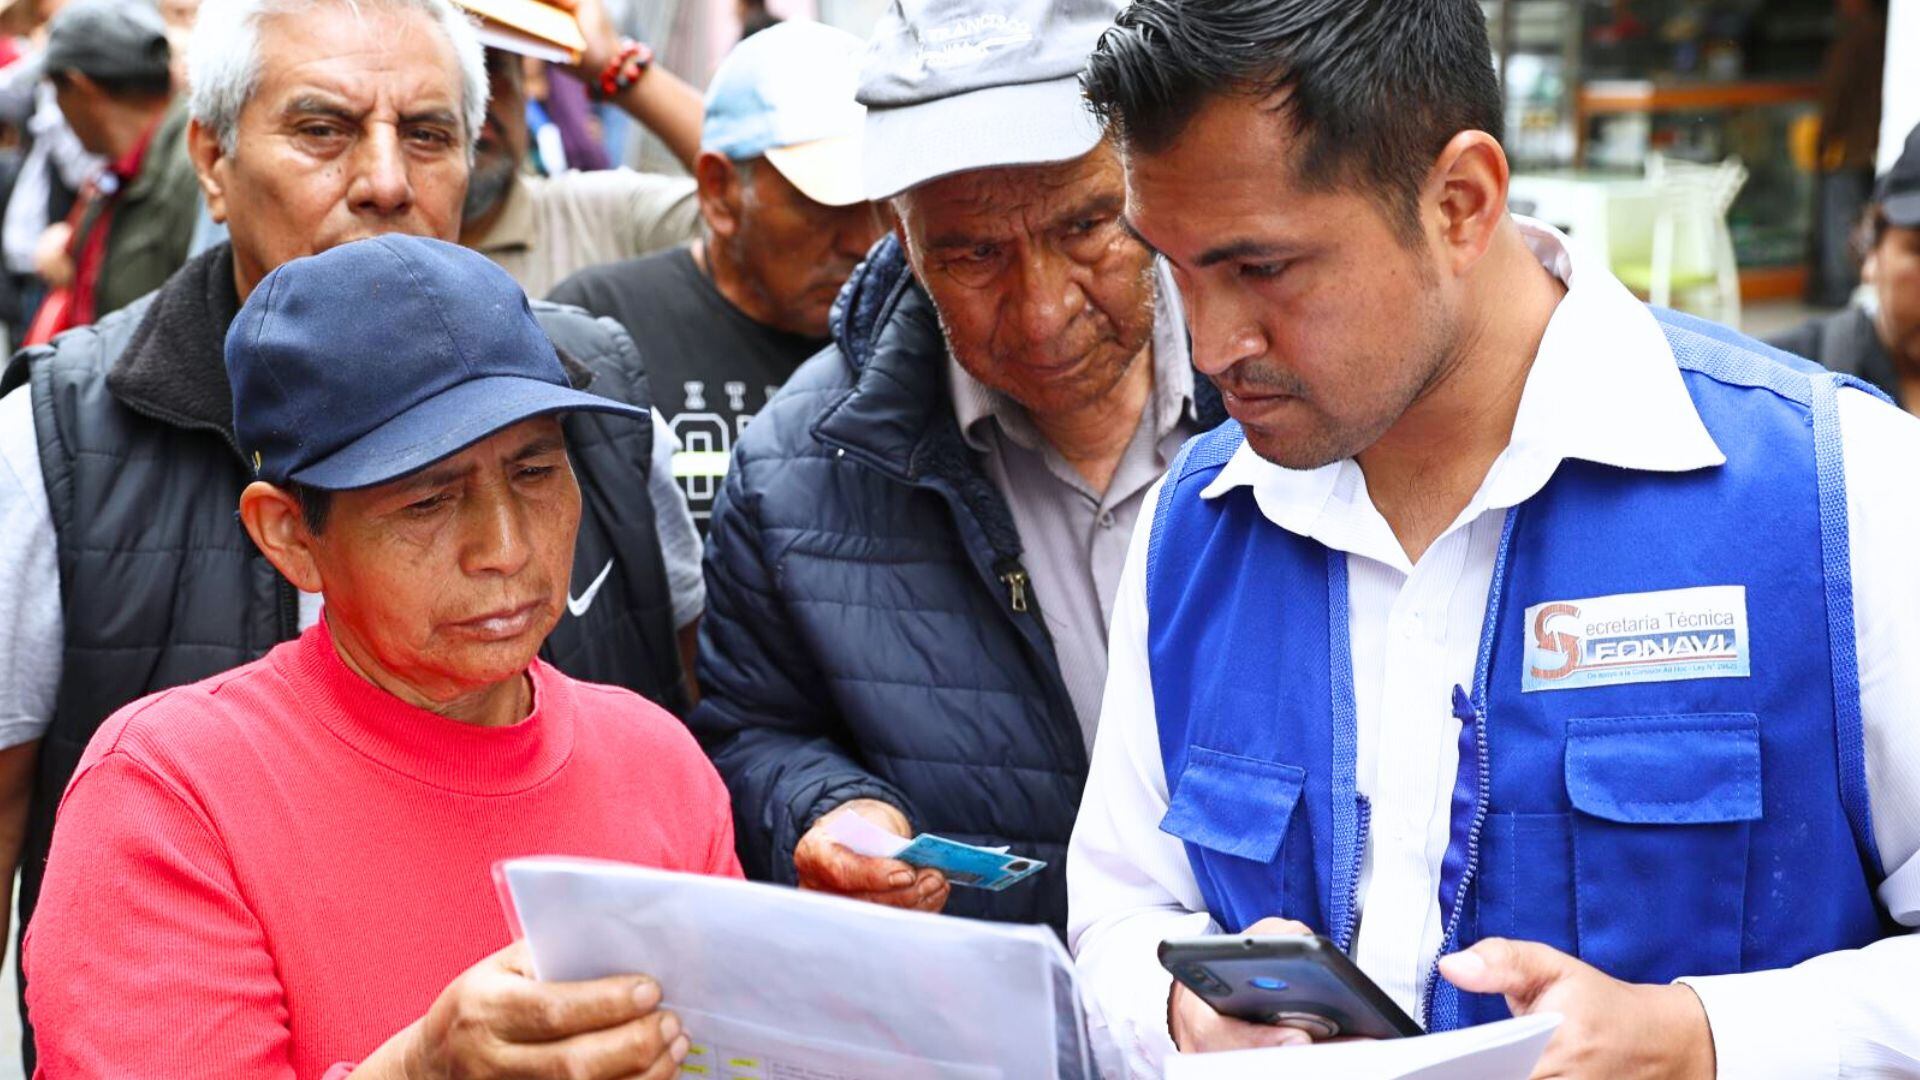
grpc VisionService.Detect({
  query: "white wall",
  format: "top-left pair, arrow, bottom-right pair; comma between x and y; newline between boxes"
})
1882,0 -> 1918,173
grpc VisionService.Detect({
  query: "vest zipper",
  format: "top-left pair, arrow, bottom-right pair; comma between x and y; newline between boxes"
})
985,554 -> 1085,777
846,457 -> 1088,778
1420,508 -> 1517,1031
1337,793 -> 1372,953
1423,688 -> 1492,1028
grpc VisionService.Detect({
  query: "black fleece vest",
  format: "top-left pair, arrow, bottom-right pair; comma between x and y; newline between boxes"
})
5,248 -> 684,1014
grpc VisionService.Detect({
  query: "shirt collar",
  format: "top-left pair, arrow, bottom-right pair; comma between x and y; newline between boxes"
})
950,258 -> 1196,452
1200,217 -> 1725,532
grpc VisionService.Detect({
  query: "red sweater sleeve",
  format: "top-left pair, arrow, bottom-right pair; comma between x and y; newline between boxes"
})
26,752 -> 299,1079
704,755 -> 746,880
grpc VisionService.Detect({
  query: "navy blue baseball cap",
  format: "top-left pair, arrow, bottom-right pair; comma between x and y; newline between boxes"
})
227,235 -> 644,491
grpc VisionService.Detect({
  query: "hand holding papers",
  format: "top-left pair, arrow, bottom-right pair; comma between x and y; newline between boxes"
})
1163,1013 -> 1561,1080
497,857 -> 1093,1079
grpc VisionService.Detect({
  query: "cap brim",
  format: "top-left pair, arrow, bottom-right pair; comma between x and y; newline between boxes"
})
287,375 -> 644,491
861,75 -> 1103,201
765,134 -> 867,207
1882,189 -> 1920,230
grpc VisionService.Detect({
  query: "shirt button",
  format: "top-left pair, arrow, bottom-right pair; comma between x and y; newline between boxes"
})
1098,511 -> 1116,529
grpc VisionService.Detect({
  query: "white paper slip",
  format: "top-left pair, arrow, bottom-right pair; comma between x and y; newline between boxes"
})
821,813 -> 1014,860
497,857 -> 1095,1080
1163,1012 -> 1561,1080
821,810 -> 910,859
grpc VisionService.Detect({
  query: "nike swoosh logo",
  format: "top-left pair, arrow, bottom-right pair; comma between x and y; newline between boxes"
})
567,559 -> 615,618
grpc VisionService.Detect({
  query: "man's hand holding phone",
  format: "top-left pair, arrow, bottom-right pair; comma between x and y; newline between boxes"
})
1168,918 -> 1327,1053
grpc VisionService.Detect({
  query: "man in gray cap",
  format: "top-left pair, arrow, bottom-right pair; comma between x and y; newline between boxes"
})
689,0 -> 1226,932
39,0 -> 199,326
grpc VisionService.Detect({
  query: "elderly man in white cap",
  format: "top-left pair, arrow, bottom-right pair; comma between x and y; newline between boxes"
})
551,20 -> 885,532
687,0 -> 1227,934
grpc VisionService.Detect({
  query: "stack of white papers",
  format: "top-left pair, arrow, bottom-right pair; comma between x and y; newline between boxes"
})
1164,1013 -> 1561,1080
497,857 -> 1092,1079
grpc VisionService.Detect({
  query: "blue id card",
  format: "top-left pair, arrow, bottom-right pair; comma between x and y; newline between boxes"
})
894,835 -> 1048,892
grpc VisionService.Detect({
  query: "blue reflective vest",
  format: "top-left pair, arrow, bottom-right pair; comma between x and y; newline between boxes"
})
1145,310 -> 1891,1031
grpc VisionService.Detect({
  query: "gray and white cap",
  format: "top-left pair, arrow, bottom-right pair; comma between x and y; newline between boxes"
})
857,0 -> 1122,201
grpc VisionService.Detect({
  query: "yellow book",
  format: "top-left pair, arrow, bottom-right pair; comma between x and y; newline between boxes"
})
452,0 -> 586,64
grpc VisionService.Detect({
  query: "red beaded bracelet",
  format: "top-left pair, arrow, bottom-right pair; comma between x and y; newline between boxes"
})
594,39 -> 654,100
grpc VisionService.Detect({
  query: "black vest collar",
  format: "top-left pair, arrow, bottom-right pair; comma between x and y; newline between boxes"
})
106,243 -> 245,449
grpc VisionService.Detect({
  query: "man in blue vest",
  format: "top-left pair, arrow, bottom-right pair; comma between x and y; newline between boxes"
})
1065,0 -> 1920,1076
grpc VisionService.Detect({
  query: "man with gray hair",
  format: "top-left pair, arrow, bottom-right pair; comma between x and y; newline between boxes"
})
0,0 -> 702,1061
689,0 -> 1225,932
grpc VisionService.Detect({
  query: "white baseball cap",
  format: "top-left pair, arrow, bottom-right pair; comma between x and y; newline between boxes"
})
856,0 -> 1122,201
704,20 -> 869,208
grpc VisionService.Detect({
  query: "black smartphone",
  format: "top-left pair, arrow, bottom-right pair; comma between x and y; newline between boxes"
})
1158,934 -> 1424,1039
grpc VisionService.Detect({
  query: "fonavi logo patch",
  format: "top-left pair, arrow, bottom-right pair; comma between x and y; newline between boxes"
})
1522,585 -> 1749,692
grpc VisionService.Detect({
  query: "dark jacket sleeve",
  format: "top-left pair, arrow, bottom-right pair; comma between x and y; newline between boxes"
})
688,443 -> 916,883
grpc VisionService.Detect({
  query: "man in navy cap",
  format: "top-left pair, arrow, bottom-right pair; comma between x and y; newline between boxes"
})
24,235 -> 740,1078
0,2 -> 702,1056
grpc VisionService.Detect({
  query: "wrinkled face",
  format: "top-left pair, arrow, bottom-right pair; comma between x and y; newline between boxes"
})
1867,222 -> 1920,373
1125,93 -> 1460,470
307,418 -> 579,703
199,3 -> 469,298
723,160 -> 887,338
894,143 -> 1156,418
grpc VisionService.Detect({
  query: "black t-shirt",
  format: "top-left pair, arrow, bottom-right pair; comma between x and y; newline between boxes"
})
551,246 -> 828,532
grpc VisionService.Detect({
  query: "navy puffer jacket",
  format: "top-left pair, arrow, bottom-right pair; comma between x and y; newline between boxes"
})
690,237 -> 1222,931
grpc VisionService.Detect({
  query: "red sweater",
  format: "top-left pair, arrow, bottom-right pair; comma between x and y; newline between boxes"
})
25,620 -> 742,1078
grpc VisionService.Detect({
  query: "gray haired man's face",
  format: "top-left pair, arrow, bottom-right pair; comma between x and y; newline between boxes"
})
190,3 -> 471,300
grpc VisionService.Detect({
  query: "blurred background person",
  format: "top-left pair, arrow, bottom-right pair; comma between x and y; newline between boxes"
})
1773,121 -> 1920,410
25,0 -> 196,342
155,0 -> 231,257
0,0 -> 96,350
1808,0 -> 1887,307
550,19 -> 884,533
158,0 -> 197,88
459,0 -> 710,297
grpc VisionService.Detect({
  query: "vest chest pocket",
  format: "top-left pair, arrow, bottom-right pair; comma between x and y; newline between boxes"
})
1564,713 -> 1761,983
1160,747 -> 1311,933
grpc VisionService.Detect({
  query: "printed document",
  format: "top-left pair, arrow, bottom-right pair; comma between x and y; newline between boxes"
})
496,857 -> 1092,1080
1163,1012 -> 1561,1080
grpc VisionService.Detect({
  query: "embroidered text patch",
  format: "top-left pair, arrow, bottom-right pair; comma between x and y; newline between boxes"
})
1521,585 -> 1750,692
